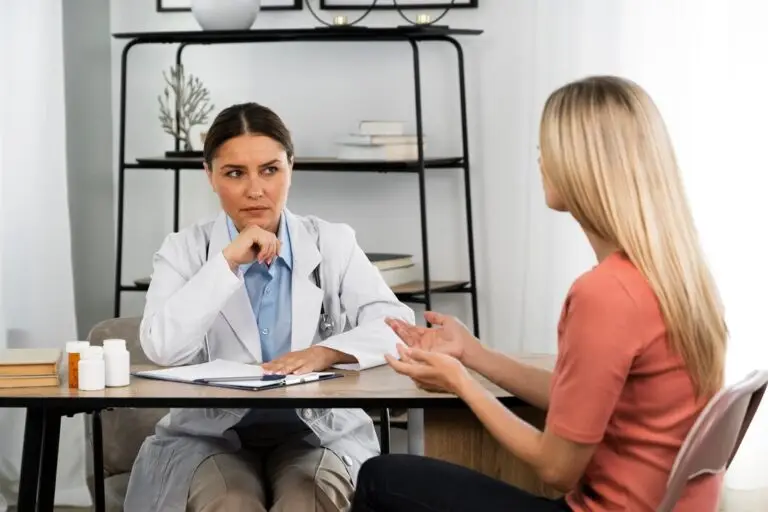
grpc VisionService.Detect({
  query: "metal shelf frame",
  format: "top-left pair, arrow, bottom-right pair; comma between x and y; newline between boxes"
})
112,27 -> 481,332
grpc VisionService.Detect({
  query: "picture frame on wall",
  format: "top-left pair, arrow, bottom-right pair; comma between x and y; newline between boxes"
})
157,0 -> 302,12
320,0 -> 477,9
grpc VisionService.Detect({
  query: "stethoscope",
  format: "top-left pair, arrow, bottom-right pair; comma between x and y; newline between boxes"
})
313,265 -> 335,340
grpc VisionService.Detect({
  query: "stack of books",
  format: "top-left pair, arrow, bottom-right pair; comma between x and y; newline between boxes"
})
0,348 -> 62,388
337,121 -> 425,161
367,253 -> 419,288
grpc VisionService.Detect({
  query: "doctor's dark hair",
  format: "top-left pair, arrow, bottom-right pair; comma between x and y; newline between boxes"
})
203,102 -> 294,167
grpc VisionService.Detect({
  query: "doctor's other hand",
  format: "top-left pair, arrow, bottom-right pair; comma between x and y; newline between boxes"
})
385,344 -> 471,395
385,311 -> 481,365
261,346 -> 351,375
222,223 -> 281,270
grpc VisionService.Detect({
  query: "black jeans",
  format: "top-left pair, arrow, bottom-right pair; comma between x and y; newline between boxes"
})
351,454 -> 572,512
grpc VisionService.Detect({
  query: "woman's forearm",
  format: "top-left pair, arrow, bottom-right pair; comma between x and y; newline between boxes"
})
458,376 -> 545,470
463,346 -> 553,410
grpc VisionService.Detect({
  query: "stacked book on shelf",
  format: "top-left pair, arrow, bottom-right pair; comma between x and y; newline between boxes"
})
337,120 -> 426,161
0,348 -> 62,388
368,253 -> 419,288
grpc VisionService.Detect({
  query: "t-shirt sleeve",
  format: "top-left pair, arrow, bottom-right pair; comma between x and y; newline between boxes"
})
546,276 -> 638,444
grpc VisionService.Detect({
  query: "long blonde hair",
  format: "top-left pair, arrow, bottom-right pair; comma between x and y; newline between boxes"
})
539,76 -> 726,396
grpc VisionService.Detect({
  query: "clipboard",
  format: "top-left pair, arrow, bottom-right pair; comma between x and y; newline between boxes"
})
131,359 -> 343,392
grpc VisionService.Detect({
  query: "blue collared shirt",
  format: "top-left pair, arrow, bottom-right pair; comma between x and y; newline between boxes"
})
226,214 -> 293,363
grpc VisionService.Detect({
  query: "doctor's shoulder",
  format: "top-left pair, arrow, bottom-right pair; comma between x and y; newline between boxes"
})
298,214 -> 358,255
153,216 -> 217,273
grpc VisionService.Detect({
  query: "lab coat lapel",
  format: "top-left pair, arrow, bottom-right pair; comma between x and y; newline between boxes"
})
208,213 -> 262,362
287,211 -> 323,352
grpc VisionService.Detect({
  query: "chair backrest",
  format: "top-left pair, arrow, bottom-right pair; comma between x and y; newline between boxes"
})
656,369 -> 768,512
87,317 -> 170,476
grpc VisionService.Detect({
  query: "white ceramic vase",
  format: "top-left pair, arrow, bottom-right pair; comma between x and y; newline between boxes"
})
191,0 -> 261,31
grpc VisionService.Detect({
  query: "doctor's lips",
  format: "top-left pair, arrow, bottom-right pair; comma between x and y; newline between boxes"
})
241,206 -> 270,214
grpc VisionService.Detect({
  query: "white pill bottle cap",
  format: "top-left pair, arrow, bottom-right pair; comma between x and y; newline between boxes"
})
103,338 -> 127,352
81,347 -> 104,360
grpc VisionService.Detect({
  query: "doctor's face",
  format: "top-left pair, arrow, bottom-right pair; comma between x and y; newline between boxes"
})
205,134 -> 293,234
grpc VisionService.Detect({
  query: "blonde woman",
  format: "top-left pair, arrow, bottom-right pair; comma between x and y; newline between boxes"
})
350,76 -> 727,512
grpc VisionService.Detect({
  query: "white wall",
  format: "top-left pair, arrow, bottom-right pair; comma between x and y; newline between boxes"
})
63,0 -> 115,339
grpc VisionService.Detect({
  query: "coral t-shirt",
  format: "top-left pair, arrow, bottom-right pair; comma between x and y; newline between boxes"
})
547,252 -> 722,511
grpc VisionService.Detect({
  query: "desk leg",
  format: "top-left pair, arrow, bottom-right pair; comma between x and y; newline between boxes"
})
423,406 -> 560,498
37,408 -> 62,510
379,408 -> 391,454
18,407 -> 45,510
92,411 -> 106,512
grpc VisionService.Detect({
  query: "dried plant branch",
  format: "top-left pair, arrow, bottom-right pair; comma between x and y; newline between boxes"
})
157,65 -> 214,150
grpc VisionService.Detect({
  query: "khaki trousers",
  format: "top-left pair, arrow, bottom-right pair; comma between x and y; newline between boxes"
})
186,439 -> 354,512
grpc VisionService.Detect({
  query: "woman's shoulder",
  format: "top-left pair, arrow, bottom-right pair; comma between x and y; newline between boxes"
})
567,251 -> 662,325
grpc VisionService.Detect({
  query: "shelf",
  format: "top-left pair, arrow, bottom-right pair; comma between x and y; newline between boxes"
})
112,27 -> 483,44
124,278 -> 470,301
390,280 -> 469,295
129,156 -> 463,173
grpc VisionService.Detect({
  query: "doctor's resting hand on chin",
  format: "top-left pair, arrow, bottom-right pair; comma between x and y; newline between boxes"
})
122,102 -> 415,512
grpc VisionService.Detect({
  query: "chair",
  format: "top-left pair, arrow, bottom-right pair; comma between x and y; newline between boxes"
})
656,369 -> 768,512
86,317 -> 169,512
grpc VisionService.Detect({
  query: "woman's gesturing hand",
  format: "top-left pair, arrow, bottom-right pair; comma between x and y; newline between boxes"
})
385,311 -> 481,364
222,223 -> 281,270
386,344 -> 472,395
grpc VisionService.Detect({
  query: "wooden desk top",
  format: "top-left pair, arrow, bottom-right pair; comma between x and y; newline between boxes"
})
0,354 -> 555,411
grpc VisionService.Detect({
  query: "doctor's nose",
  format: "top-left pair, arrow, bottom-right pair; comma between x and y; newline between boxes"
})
245,176 -> 265,199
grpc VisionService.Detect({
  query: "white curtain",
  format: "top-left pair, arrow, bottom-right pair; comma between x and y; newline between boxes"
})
523,1 -> 766,510
616,2 -> 767,509
0,0 -> 92,508
0,53 -> 7,512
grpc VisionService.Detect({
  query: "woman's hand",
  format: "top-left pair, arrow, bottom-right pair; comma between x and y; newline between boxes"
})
261,346 -> 349,375
222,223 -> 281,270
385,344 -> 473,395
385,311 -> 481,364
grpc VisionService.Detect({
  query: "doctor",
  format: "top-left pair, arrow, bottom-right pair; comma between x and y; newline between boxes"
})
123,102 -> 415,512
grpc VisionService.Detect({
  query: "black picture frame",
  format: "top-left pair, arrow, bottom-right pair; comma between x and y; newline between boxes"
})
319,0 -> 477,9
156,0 -> 303,12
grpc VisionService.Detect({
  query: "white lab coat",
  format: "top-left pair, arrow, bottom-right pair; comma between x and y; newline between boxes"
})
122,210 -> 415,512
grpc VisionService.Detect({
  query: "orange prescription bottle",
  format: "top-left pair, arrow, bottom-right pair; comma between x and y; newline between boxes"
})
66,341 -> 91,389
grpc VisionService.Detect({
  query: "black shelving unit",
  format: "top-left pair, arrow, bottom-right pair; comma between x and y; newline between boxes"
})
112,26 -> 482,335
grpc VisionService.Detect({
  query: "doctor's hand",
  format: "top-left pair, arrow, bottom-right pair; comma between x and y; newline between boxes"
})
385,311 -> 481,365
386,344 -> 472,396
222,224 -> 281,270
261,346 -> 353,375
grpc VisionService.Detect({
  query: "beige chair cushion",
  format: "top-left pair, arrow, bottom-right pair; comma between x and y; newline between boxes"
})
87,317 -> 169,476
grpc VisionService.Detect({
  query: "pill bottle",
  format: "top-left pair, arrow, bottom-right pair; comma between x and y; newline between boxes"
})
103,338 -> 130,387
66,341 -> 90,389
78,346 -> 106,391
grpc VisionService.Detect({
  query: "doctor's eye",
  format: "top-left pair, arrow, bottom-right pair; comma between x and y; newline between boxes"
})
262,166 -> 279,176
225,169 -> 244,178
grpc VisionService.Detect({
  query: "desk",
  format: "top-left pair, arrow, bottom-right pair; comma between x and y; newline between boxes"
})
0,353 -> 556,511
